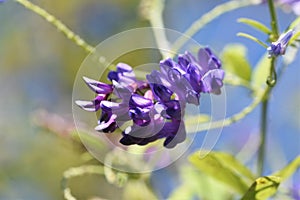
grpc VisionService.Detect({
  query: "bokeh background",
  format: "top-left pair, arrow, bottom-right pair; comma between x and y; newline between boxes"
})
0,0 -> 299,199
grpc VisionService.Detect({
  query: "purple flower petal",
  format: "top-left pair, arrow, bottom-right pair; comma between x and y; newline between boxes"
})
267,29 -> 294,57
201,69 -> 225,94
95,112 -> 117,133
83,76 -> 113,94
116,62 -> 133,72
129,94 -> 153,108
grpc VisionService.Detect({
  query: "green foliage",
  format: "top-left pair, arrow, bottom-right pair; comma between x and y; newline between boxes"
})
238,18 -> 272,35
221,44 -> 252,82
288,31 -> 300,45
122,180 -> 157,200
168,166 -> 232,200
241,156 -> 300,200
241,176 -> 280,200
237,32 -> 268,48
189,150 -> 253,194
273,156 -> 300,182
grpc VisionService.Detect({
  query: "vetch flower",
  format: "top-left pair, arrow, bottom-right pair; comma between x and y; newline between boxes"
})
155,47 -> 225,102
75,77 -> 113,112
76,48 -> 223,148
108,62 -> 136,86
267,29 -> 294,58
120,100 -> 186,148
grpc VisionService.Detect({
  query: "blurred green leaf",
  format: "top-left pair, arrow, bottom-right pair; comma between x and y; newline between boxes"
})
189,150 -> 250,194
238,18 -> 272,34
221,44 -> 252,81
273,156 -> 300,182
287,16 -> 300,30
211,152 -> 256,181
237,32 -> 268,48
122,180 -> 157,200
241,176 -> 280,200
168,166 -> 232,200
288,31 -> 300,45
251,53 -> 270,89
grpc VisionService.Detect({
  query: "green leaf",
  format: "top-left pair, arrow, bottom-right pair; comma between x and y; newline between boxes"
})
288,31 -> 300,45
273,156 -> 300,182
221,44 -> 252,82
211,152 -> 256,181
241,176 -> 281,200
238,18 -> 272,34
189,150 -> 251,194
237,32 -> 268,48
168,166 -> 232,200
251,53 -> 271,89
241,156 -> 300,200
287,16 -> 300,30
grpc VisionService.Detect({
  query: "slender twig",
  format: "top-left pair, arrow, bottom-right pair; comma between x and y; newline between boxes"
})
147,0 -> 171,59
257,0 -> 280,176
192,87 -> 270,132
267,0 -> 279,39
61,165 -> 105,200
171,0 -> 252,54
15,0 -> 95,54
257,98 -> 269,176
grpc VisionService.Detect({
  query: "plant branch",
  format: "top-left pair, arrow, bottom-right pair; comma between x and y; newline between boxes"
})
267,0 -> 279,39
61,165 -> 105,200
15,0 -> 95,54
171,0 -> 252,54
257,98 -> 269,176
147,0 -> 171,59
191,87 -> 271,133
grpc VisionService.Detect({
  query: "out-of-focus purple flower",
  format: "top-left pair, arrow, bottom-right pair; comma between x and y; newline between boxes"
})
292,182 -> 300,200
279,0 -> 300,15
267,29 -> 294,57
261,0 -> 300,15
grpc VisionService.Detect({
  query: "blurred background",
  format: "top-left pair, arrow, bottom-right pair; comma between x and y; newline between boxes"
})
0,0 -> 299,199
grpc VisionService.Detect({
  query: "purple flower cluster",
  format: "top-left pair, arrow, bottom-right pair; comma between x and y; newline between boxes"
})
76,48 -> 224,148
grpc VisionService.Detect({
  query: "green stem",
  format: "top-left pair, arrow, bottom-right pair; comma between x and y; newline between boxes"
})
15,0 -> 95,54
257,0 -> 279,176
62,165 -> 105,200
267,0 -> 279,38
257,97 -> 269,176
171,0 -> 252,54
147,0 -> 171,59
188,87 -> 270,133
